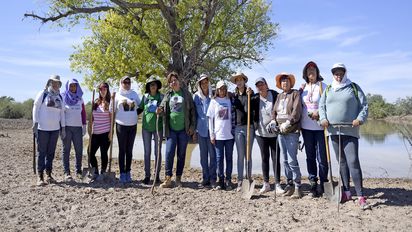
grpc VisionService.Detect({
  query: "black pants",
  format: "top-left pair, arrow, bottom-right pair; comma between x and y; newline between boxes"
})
90,132 -> 110,174
116,123 -> 137,174
256,135 -> 281,183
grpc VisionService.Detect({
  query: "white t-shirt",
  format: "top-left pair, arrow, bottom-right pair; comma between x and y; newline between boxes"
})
301,82 -> 327,130
113,90 -> 140,126
32,90 -> 65,131
256,92 -> 276,138
206,97 -> 233,140
64,99 -> 84,127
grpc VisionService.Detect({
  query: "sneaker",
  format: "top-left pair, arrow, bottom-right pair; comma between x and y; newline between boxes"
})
198,180 -> 210,189
282,184 -> 295,196
45,171 -> 56,184
76,171 -> 83,180
37,172 -> 45,186
275,184 -> 284,194
236,181 -> 243,192
318,182 -> 325,196
358,196 -> 371,210
341,191 -> 352,203
155,177 -> 161,184
308,181 -> 319,198
119,173 -> 127,183
64,173 -> 73,182
210,180 -> 217,189
142,177 -> 150,185
290,187 -> 303,199
259,182 -> 271,194
225,180 -> 233,191
125,172 -> 132,183
175,176 -> 182,188
160,176 -> 173,188
215,178 -> 225,190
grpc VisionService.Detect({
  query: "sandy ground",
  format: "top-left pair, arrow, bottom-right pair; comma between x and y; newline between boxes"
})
0,119 -> 412,231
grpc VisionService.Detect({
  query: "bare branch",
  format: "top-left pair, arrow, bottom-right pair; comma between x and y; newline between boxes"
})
24,6 -> 113,23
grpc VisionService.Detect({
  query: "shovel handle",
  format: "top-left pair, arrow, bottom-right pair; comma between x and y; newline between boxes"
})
246,92 -> 251,162
324,129 -> 333,180
108,92 -> 116,172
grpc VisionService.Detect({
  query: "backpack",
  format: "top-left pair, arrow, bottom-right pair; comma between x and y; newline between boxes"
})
324,82 -> 359,102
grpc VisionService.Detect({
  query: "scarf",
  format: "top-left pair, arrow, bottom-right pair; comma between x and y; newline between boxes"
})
331,72 -> 352,91
64,79 -> 83,106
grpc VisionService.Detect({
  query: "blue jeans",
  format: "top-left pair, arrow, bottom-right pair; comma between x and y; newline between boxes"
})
37,130 -> 59,173
278,133 -> 301,187
142,128 -> 163,179
215,139 -> 234,181
165,129 -> 189,177
235,125 -> 254,181
301,129 -> 328,183
331,135 -> 363,196
198,135 -> 217,182
62,126 -> 83,174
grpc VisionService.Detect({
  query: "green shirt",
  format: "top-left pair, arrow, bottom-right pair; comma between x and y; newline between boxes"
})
169,90 -> 185,131
139,93 -> 162,132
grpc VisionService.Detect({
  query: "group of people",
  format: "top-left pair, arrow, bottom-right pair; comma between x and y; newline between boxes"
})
32,61 -> 369,209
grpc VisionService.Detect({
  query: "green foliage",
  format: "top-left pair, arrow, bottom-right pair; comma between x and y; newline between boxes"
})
367,94 -> 394,119
394,96 -> 412,116
30,0 -> 277,91
0,96 -> 33,119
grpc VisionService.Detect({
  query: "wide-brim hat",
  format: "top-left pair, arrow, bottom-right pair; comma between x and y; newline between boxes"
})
145,76 -> 162,93
230,72 -> 248,84
47,74 -> 62,88
275,72 -> 296,89
216,80 -> 227,89
197,73 -> 209,84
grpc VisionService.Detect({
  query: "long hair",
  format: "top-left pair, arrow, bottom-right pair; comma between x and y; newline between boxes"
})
93,82 -> 111,111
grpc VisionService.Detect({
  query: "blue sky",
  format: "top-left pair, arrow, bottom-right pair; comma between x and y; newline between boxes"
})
1,1 -> 411,103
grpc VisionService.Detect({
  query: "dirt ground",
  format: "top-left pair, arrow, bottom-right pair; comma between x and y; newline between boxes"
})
0,119 -> 411,231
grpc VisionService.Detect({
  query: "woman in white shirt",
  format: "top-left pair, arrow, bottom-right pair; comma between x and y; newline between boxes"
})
299,61 -> 328,198
207,80 -> 235,190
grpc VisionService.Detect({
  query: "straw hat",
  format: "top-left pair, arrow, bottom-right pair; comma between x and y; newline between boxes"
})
275,72 -> 296,89
230,72 -> 248,84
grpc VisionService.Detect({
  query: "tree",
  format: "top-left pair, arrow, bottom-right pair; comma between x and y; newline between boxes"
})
25,0 -> 278,91
366,93 -> 394,119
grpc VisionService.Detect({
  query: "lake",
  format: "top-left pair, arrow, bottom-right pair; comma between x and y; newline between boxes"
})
100,120 -> 412,179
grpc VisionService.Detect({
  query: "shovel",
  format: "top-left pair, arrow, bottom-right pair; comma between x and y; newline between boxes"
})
33,132 -> 36,174
82,89 -> 96,180
241,91 -> 255,199
323,128 -> 339,203
102,92 -> 116,182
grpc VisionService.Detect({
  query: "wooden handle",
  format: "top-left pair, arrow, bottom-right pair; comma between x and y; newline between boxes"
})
246,92 -> 251,162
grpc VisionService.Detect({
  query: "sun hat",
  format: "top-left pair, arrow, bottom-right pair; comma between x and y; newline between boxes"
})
145,76 -> 162,93
47,74 -> 62,88
255,77 -> 267,85
216,80 -> 227,89
275,72 -> 296,89
331,63 -> 346,74
230,72 -> 248,84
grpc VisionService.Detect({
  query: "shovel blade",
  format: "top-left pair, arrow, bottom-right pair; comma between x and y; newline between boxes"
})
241,180 -> 256,200
102,172 -> 116,182
323,180 -> 340,202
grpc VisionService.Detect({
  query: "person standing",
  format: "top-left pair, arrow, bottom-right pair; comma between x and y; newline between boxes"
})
193,74 -> 217,188
89,82 -> 112,179
230,72 -> 254,191
138,77 -> 164,185
61,79 -> 87,181
270,72 -> 303,199
251,77 -> 284,194
207,80 -> 235,190
32,75 -> 65,186
299,61 -> 328,197
113,76 -> 140,183
157,72 -> 196,188
319,63 -> 370,209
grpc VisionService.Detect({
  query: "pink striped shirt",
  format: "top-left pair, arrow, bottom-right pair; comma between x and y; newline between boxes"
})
92,105 -> 111,134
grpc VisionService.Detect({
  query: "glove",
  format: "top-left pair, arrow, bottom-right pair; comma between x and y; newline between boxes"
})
279,120 -> 291,133
32,122 -> 38,138
60,127 -> 66,140
266,120 -> 279,134
82,125 -> 86,136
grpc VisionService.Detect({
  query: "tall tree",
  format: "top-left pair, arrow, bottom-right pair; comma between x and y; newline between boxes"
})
25,0 -> 277,91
